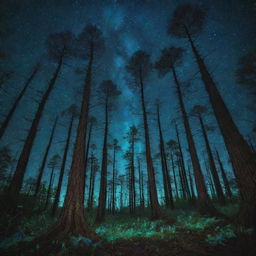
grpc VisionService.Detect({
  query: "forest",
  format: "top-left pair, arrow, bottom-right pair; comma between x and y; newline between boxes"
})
0,0 -> 255,255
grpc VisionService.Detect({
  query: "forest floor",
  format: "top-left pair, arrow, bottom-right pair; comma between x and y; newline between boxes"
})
0,203 -> 255,255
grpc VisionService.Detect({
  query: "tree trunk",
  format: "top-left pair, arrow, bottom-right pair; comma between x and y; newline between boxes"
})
29,45 -> 100,251
139,71 -> 162,219
111,146 -> 116,214
157,104 -> 174,209
96,99 -> 109,223
185,26 -> 256,227
170,153 -> 179,199
216,150 -> 233,198
199,114 -> 225,204
51,115 -> 74,216
171,66 -> 214,214
0,63 -> 40,139
6,56 -> 62,213
34,116 -> 58,198
138,158 -> 145,209
175,123 -> 191,200
45,168 -> 55,209
83,121 -> 92,202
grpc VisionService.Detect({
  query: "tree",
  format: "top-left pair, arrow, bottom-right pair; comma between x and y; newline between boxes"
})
156,104 -> 174,208
126,50 -> 162,219
45,154 -> 61,209
166,141 -> 179,199
109,139 -> 121,214
83,116 -> 97,201
174,123 -> 191,200
6,31 -> 74,213
0,63 -> 40,139
52,105 -> 79,216
96,80 -> 121,223
34,117 -> 58,198
155,47 -> 213,214
215,150 -> 233,198
87,145 -> 99,209
137,157 -> 145,209
0,146 -> 14,185
124,126 -> 139,214
169,3 -> 256,226
29,25 -> 104,251
191,104 -> 225,204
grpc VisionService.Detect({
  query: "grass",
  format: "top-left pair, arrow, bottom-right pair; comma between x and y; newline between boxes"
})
0,202 -> 255,255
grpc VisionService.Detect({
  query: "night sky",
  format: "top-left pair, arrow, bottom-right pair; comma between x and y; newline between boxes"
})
0,0 -> 255,203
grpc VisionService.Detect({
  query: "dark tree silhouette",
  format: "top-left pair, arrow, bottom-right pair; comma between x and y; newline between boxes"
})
6,31 -> 74,213
137,157 -> 145,209
96,80 -> 121,223
155,47 -> 213,214
87,145 -> 99,209
45,154 -> 61,209
83,116 -> 97,201
174,123 -> 191,200
34,116 -> 58,198
110,139 -> 121,214
30,25 -> 104,251
0,64 -> 40,139
156,104 -> 174,209
52,105 -> 79,216
169,3 -> 256,226
215,150 -> 233,198
126,50 -> 162,219
125,126 -> 139,214
191,104 -> 225,204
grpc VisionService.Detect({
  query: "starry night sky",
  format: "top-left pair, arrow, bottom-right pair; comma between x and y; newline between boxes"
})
0,0 -> 255,202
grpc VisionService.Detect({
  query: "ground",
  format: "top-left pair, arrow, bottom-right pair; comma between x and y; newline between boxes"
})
0,203 -> 255,255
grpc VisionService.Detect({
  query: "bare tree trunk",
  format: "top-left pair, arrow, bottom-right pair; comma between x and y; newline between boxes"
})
157,104 -> 174,209
187,164 -> 196,199
171,66 -> 214,214
185,26 -> 256,226
175,123 -> 191,199
30,45 -> 100,249
216,150 -> 233,198
204,159 -> 216,197
96,99 -> 109,223
83,121 -> 92,202
6,56 -> 63,213
139,71 -> 162,219
45,168 -> 55,209
51,115 -> 74,216
34,116 -> 58,198
198,114 -> 225,204
0,64 -> 40,139
111,146 -> 116,214
170,153 -> 179,199
138,158 -> 145,209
